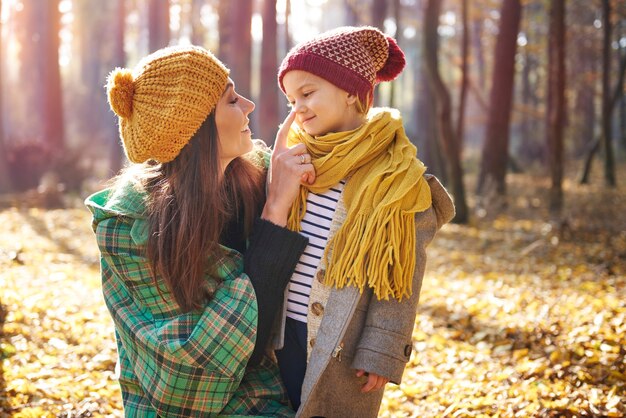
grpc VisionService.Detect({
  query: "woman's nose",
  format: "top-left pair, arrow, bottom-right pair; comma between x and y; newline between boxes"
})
243,96 -> 255,114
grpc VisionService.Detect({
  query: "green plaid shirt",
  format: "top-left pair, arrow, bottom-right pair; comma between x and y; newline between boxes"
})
85,176 -> 292,417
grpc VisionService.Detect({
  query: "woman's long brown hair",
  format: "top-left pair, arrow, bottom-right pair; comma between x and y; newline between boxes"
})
141,113 -> 265,312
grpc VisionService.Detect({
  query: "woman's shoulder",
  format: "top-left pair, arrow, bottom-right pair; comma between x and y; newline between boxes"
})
85,174 -> 148,225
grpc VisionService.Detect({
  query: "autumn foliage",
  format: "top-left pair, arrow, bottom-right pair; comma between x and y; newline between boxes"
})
1,168 -> 625,417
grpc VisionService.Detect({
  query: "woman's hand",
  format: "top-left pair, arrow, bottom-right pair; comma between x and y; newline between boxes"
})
261,111 -> 316,227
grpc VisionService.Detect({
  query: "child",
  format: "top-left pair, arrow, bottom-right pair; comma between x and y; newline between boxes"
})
273,26 -> 456,417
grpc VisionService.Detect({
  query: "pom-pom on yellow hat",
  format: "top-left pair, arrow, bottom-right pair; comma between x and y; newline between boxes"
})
106,45 -> 230,163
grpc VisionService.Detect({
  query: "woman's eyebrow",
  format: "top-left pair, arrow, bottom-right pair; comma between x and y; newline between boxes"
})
221,82 -> 234,97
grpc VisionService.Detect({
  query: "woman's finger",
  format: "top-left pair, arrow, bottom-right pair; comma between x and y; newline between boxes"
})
274,111 -> 296,152
284,142 -> 307,156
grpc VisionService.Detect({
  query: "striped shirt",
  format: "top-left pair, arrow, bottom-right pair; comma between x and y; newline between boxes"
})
286,181 -> 345,323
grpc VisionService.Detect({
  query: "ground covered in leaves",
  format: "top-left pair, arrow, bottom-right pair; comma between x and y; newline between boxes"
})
0,169 -> 625,417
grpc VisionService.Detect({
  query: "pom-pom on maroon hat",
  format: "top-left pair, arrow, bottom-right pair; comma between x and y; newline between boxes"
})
278,26 -> 406,103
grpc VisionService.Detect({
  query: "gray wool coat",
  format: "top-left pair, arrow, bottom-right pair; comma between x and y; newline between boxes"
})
271,174 -> 455,418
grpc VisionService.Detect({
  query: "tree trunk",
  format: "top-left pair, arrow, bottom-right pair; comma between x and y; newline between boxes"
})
601,0 -> 615,187
259,0 -> 280,145
573,49 -> 597,157
546,0 -> 566,212
218,1 -> 231,58
372,0 -> 387,31
370,0 -> 387,107
520,49 -> 533,149
219,0 -> 253,98
0,0 -> 11,193
578,0 -> 624,185
284,0 -> 292,52
456,0 -> 469,153
476,0 -> 521,198
110,0 -> 127,175
620,20 -> 626,151
344,0 -> 359,26
191,0 -> 206,46
388,0 -> 401,108
423,0 -> 468,224
580,138 -> 600,184
417,66 -> 446,183
42,0 -> 65,153
472,17 -> 486,91
148,0 -> 170,52
621,83 -> 626,152
579,51 -> 626,184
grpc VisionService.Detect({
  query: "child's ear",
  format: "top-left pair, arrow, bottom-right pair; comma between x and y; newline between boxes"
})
346,93 -> 358,106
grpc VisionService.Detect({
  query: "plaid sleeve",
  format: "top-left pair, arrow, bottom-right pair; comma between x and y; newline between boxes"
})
96,216 -> 259,417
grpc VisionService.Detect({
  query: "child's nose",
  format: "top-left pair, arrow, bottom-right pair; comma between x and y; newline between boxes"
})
294,100 -> 306,112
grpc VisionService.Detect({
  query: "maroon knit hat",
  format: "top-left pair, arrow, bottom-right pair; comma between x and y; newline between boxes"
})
278,26 -> 406,103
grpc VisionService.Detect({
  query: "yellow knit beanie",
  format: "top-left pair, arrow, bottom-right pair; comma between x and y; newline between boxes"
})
106,45 -> 230,163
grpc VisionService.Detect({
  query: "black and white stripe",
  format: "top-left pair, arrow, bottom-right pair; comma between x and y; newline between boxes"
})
286,181 -> 345,323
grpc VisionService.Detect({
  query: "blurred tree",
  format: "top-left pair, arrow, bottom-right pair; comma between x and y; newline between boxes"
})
110,0 -> 127,174
191,0 -> 207,46
599,0 -> 626,186
388,0 -> 401,108
617,19 -> 626,151
43,0 -> 64,153
74,1 -> 125,175
472,10 -> 486,92
423,0 -> 468,223
218,1 -> 231,56
457,0 -> 469,153
581,0 -> 625,185
8,0 -> 64,190
371,0 -> 387,107
218,0 -> 253,98
259,0 -> 280,145
0,0 -> 11,193
569,0 -> 598,157
477,0 -> 521,200
284,0 -> 292,51
416,69 -> 446,183
514,0 -> 543,163
344,0 -> 359,26
148,0 -> 170,52
546,0 -> 566,212
519,49 -> 541,158
600,0 -> 615,186
371,0 -> 386,31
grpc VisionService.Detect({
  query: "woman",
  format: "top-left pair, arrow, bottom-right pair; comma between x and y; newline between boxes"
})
85,45 -> 314,417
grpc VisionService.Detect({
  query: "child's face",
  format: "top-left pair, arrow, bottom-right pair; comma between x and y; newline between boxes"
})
283,71 -> 364,136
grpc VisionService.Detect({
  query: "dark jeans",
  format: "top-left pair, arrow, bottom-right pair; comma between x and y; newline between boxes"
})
275,317 -> 308,411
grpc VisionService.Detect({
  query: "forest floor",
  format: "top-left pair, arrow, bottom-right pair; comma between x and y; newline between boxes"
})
0,165 -> 625,418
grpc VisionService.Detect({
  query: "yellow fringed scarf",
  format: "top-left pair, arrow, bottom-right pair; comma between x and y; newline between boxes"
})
287,108 -> 432,301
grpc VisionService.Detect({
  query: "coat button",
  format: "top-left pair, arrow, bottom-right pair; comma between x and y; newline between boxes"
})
311,302 -> 324,316
404,344 -> 412,358
316,269 -> 325,283
310,338 -> 316,347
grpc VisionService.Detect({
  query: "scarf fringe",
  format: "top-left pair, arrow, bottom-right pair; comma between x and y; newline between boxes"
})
287,108 -> 431,301
325,208 -> 416,301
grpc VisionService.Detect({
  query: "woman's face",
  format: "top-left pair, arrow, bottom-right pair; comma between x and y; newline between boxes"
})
215,79 -> 255,170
